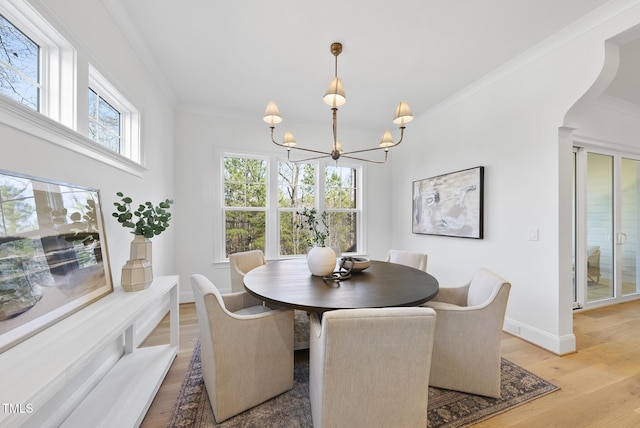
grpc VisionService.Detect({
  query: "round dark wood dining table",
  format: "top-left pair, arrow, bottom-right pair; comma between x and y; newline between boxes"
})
243,258 -> 439,313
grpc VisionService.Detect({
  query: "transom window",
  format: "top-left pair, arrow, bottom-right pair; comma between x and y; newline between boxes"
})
88,88 -> 121,153
223,153 -> 362,259
0,5 -> 142,170
0,14 -> 39,111
88,65 -> 140,160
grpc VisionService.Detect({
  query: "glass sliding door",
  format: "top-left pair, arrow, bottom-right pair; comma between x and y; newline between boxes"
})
586,152 -> 614,302
621,158 -> 640,297
575,149 -> 640,309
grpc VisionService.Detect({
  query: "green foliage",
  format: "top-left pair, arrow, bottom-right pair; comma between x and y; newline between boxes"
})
223,157 -> 268,255
112,192 -> 173,238
296,207 -> 329,247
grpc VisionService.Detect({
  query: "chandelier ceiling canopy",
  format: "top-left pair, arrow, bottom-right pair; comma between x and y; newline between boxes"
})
263,42 -> 413,164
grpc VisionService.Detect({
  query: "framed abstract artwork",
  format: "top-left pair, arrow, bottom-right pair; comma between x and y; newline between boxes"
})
412,166 -> 484,239
0,170 -> 113,352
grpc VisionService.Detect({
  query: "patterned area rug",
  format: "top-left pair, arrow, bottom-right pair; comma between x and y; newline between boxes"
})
168,341 -> 558,427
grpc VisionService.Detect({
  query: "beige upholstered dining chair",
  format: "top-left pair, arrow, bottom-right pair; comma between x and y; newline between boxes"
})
385,249 -> 428,271
229,249 -> 310,350
228,249 -> 267,292
309,307 -> 437,428
191,274 -> 294,423
422,267 -> 511,398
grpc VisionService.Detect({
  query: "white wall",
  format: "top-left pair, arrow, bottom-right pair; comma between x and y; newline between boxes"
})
389,3 -> 640,354
3,0 -> 178,278
0,0 -> 175,423
174,108 -> 393,300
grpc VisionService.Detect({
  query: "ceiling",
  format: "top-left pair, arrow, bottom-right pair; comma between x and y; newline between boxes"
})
110,0 -> 636,133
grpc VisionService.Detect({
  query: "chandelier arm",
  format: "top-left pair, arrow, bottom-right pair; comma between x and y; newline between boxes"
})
341,151 -> 389,164
286,153 -> 335,163
340,126 -> 406,156
288,146 -> 332,155
341,146 -> 387,155
270,127 -> 331,156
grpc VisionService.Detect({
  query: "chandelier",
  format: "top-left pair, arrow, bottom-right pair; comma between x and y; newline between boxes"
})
263,42 -> 413,163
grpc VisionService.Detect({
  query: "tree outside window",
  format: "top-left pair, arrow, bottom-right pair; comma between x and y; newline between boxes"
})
278,161 -> 315,255
0,14 -> 39,110
222,154 -> 361,259
325,165 -> 358,253
88,88 -> 121,153
224,156 -> 267,256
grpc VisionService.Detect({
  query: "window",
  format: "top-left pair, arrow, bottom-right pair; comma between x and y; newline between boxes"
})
0,2 -> 75,126
0,14 -> 39,110
88,88 -> 121,152
0,3 -> 143,171
88,65 -> 140,161
223,153 -> 362,259
325,165 -> 358,253
223,156 -> 268,256
278,162 -> 315,255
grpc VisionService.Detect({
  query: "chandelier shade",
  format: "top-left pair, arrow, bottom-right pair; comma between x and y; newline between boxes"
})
379,130 -> 395,148
393,101 -> 414,125
323,77 -> 346,107
264,42 -> 412,163
263,101 -> 282,125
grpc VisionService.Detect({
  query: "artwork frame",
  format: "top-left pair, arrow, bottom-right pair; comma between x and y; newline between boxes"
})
0,170 -> 113,352
412,166 -> 484,239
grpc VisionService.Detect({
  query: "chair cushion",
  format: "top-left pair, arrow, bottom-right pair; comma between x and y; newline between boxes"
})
234,305 -> 272,316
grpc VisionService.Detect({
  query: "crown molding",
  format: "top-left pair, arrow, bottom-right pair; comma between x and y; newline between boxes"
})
594,94 -> 640,118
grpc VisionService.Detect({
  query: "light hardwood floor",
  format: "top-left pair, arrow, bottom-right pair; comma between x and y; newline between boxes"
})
140,300 -> 640,427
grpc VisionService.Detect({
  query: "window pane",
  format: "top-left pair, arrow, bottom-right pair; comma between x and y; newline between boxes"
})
621,158 -> 640,296
225,210 -> 265,256
245,159 -> 267,183
224,157 -> 267,208
0,15 -> 39,110
99,131 -> 120,153
88,88 -> 121,153
0,16 -> 38,80
88,121 -> 98,141
278,162 -> 315,208
326,166 -> 357,209
98,97 -> 120,134
279,211 -> 309,256
326,211 -> 357,253
88,88 -> 97,120
586,152 -> 613,302
224,183 -> 245,207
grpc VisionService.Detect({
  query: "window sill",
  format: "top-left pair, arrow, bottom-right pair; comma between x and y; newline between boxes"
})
0,97 -> 146,177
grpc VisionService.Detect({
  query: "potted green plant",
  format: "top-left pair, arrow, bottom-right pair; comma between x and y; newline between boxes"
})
113,192 -> 173,238
112,192 -> 174,291
296,207 -> 336,276
296,207 -> 328,247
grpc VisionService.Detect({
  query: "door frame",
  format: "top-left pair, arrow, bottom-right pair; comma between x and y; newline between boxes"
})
574,143 -> 640,310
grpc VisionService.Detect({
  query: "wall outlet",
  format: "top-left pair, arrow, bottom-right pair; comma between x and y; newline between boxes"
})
505,322 -> 521,334
528,228 -> 539,241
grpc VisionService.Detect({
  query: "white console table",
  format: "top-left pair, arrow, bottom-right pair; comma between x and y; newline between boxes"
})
0,275 -> 179,428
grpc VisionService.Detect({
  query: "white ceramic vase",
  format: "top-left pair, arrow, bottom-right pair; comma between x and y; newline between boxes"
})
307,246 -> 337,276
